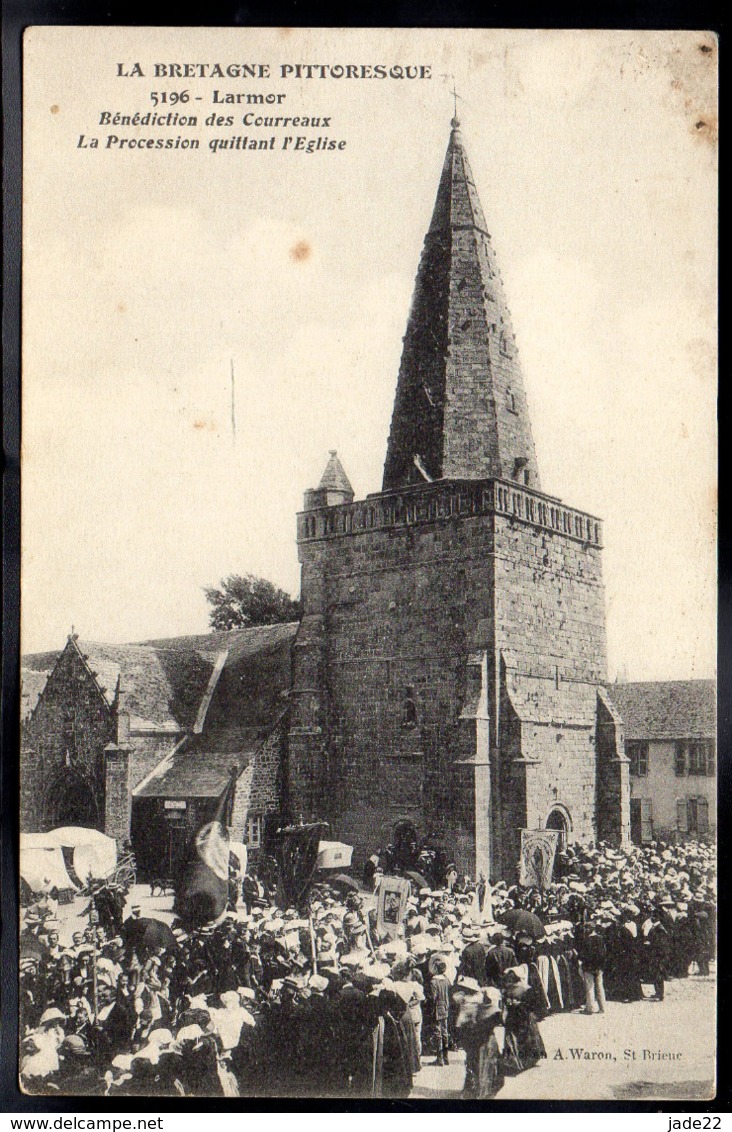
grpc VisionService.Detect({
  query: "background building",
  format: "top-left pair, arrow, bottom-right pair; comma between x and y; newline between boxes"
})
608,680 -> 716,845
21,625 -> 295,878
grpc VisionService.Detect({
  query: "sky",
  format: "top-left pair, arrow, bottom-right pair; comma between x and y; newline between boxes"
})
21,27 -> 717,680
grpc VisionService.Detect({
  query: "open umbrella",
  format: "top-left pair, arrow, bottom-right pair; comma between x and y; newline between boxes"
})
404,870 -> 430,891
123,916 -> 178,955
500,908 -> 546,939
327,873 -> 360,893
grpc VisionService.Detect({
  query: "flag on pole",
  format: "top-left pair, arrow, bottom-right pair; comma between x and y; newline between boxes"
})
174,767 -> 238,928
277,822 -> 329,910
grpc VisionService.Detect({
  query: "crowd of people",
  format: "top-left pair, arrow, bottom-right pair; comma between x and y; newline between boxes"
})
19,838 -> 716,1099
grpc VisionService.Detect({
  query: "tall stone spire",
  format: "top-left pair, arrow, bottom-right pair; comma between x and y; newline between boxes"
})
382,118 -> 541,492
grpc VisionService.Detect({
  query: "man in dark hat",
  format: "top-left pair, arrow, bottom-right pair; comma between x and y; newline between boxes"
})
429,957 -> 451,1065
241,869 -> 264,914
484,927 -> 517,987
457,926 -> 488,985
689,894 -> 715,976
257,931 -> 291,993
103,972 -> 137,1051
610,905 -> 643,1002
573,917 -> 607,1014
640,902 -> 670,1001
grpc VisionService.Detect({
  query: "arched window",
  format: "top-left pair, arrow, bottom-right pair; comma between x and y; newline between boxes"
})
402,687 -> 417,729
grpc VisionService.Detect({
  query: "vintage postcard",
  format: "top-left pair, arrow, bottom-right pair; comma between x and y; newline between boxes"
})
18,27 -> 717,1101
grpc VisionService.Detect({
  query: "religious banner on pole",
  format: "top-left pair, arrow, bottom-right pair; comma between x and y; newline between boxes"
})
519,830 -> 560,889
375,875 -> 411,939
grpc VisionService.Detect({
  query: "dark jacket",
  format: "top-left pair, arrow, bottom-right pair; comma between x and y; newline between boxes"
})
430,973 -> 451,1020
574,923 -> 607,970
485,943 -> 517,986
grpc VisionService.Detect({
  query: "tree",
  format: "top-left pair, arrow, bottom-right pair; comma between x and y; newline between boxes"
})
204,573 -> 301,631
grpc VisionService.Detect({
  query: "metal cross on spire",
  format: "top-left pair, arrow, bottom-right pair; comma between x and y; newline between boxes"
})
440,73 -> 462,125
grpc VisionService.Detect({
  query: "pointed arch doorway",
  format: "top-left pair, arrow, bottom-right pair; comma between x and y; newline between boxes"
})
545,805 -> 571,850
45,766 -> 100,831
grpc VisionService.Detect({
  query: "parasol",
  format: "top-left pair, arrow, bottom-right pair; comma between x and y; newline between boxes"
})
500,908 -> 546,939
404,870 -> 430,890
123,916 -> 178,954
327,873 -> 360,893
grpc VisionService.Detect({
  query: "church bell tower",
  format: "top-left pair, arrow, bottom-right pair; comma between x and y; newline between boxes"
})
290,118 -> 629,879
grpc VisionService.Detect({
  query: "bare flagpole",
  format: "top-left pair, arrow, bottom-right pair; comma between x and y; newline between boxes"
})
230,359 -> 236,446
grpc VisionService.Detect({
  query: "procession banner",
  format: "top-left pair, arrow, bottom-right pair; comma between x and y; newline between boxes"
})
376,875 -> 411,939
519,830 -> 560,889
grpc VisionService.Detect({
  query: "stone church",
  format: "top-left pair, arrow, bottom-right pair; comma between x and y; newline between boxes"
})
288,117 -> 630,880
21,118 -> 630,883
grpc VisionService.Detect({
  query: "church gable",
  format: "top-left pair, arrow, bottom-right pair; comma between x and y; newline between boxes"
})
21,637 -> 115,832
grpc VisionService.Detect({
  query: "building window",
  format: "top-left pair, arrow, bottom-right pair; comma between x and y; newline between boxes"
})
402,687 -> 417,730
677,797 -> 710,836
628,741 -> 649,777
688,743 -> 705,776
675,742 -> 686,776
630,798 -> 653,844
688,740 -> 715,776
246,814 -> 263,849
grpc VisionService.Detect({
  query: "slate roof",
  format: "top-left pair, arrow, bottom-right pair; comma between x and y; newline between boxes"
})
22,623 -> 299,739
608,680 -> 716,741
133,744 -> 251,799
133,622 -> 297,797
20,666 -> 55,720
74,639 -> 217,732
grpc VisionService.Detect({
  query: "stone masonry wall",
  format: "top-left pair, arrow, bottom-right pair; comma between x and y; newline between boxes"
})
21,643 -> 183,842
294,498 -> 498,876
492,511 -> 608,874
293,480 -> 610,880
21,644 -> 115,832
492,513 -> 607,683
229,728 -> 283,847
104,746 -> 132,845
104,734 -> 181,845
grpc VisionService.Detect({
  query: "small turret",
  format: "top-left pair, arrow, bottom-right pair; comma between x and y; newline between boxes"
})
303,450 -> 354,510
